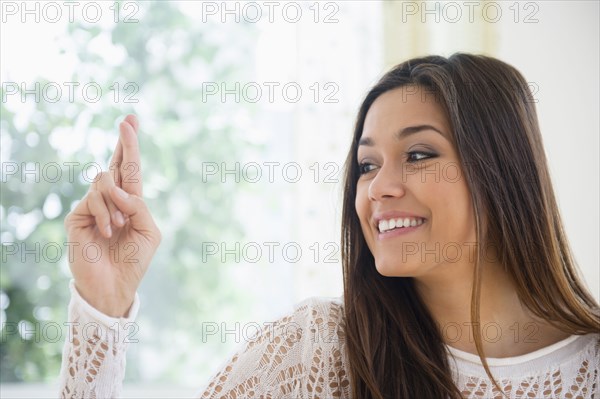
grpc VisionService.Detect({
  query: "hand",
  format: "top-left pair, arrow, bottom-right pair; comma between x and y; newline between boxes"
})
64,115 -> 161,317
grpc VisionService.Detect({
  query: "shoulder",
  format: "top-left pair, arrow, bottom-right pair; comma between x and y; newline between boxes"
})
198,297 -> 350,398
586,332 -> 600,357
198,297 -> 349,398
244,296 -> 346,353
292,296 -> 346,345
572,332 -> 600,360
291,296 -> 345,326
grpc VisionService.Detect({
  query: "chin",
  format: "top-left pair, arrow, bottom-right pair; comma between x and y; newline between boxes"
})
374,258 -> 417,277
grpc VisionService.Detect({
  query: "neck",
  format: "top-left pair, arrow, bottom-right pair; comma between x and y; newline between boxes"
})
415,259 -> 525,324
412,255 -> 558,357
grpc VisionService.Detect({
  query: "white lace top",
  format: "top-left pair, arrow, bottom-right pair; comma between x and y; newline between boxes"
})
58,279 -> 600,398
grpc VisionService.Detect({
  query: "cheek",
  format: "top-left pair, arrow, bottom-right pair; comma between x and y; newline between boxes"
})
425,177 -> 475,239
355,182 -> 373,240
354,182 -> 368,220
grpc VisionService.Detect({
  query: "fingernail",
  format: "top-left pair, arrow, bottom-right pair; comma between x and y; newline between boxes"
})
115,186 -> 129,199
105,225 -> 112,237
115,211 -> 125,225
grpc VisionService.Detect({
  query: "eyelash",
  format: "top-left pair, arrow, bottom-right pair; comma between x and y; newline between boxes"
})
407,151 -> 436,163
358,151 -> 437,175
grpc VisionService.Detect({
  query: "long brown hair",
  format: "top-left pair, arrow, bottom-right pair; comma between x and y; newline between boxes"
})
341,53 -> 600,398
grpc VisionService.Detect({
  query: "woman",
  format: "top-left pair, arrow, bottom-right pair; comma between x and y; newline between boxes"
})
59,53 -> 599,398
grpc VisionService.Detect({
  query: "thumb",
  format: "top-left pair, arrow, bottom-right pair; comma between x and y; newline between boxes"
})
109,186 -> 159,237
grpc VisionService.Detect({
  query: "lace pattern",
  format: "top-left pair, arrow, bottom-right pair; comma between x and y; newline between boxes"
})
456,364 -> 599,398
449,326 -> 599,398
58,279 -> 599,398
58,280 -> 139,398
196,296 -> 350,398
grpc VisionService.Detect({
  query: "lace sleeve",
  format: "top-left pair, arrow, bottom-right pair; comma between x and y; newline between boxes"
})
196,296 -> 351,399
58,279 -> 140,398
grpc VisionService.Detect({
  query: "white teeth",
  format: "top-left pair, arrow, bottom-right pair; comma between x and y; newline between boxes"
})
379,220 -> 389,232
378,217 -> 425,233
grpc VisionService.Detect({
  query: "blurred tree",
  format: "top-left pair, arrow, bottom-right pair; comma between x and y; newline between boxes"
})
1,1 -> 260,384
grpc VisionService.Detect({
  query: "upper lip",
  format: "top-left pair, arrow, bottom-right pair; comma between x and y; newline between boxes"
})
372,211 -> 427,228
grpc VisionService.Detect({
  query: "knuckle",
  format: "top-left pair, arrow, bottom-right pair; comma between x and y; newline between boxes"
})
104,195 -> 117,210
88,190 -> 100,202
98,213 -> 110,226
90,171 -> 111,187
63,212 -> 72,229
131,194 -> 146,208
98,171 -> 114,187
90,194 -> 109,216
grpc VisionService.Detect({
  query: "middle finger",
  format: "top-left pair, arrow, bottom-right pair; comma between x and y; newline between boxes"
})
93,171 -> 126,229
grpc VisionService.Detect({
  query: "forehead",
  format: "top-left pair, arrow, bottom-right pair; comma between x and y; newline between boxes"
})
362,85 -> 450,139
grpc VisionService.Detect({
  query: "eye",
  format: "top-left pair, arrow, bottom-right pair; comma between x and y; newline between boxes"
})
358,162 -> 377,175
407,151 -> 437,163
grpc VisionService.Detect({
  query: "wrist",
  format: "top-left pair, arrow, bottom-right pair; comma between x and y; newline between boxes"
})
74,283 -> 135,318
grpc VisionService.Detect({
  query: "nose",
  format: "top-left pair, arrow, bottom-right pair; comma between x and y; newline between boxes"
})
367,164 -> 406,201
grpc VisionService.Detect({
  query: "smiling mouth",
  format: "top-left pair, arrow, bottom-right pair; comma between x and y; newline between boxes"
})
377,217 -> 426,233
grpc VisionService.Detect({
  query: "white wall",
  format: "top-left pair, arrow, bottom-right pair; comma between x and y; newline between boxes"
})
495,1 -> 599,301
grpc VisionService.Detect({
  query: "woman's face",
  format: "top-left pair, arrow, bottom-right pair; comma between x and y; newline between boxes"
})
355,85 -> 477,278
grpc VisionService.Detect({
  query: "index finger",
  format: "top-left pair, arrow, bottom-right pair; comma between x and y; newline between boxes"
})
109,115 -> 139,187
120,117 -> 143,196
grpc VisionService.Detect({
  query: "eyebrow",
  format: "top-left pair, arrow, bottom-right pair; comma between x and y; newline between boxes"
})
358,124 -> 446,146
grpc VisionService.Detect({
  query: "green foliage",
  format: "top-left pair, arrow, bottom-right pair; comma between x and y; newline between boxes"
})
1,1 -> 260,383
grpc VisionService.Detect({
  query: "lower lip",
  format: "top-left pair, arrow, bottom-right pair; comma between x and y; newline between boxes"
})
377,221 -> 426,240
